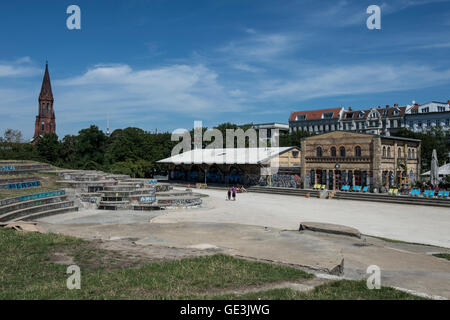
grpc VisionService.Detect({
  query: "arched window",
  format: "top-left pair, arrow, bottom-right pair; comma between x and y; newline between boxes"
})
355,146 -> 362,157
331,147 -> 337,157
387,147 -> 391,158
339,146 -> 346,157
412,149 -> 415,159
383,146 -> 386,158
408,149 -> 411,159
316,146 -> 323,157
398,147 -> 402,158
41,121 -> 45,131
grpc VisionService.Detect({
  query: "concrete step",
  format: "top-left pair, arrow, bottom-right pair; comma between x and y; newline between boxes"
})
0,196 -> 68,215
0,200 -> 75,222
13,206 -> 79,222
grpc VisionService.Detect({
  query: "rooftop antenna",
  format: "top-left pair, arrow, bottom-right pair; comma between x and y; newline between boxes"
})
106,114 -> 110,136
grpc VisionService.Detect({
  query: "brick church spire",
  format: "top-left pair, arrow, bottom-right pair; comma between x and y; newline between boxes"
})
32,62 -> 56,144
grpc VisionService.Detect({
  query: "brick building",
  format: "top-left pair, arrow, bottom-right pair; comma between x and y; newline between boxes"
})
32,62 -> 55,144
300,131 -> 421,191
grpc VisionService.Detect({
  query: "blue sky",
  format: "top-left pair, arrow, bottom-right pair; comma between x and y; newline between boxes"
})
1,0 -> 450,140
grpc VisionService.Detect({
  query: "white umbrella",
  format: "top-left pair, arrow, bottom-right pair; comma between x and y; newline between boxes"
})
430,149 -> 439,187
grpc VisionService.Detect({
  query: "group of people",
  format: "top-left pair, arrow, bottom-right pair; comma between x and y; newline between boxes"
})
226,185 -> 247,201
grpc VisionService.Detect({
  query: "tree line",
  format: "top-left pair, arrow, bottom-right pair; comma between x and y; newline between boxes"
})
1,124 -> 448,177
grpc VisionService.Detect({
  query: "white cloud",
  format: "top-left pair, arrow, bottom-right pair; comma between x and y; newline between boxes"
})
259,64 -> 450,100
54,63 -> 243,124
0,57 -> 40,78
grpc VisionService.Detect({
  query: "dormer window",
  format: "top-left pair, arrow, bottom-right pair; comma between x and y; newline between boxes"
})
358,112 -> 364,118
393,109 -> 399,116
323,112 -> 333,119
296,115 -> 306,121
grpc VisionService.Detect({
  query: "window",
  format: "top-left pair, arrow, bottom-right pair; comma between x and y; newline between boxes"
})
412,149 -> 415,159
316,146 -> 323,157
359,112 -> 364,118
296,115 -> 306,120
446,119 -> 450,126
421,107 -> 429,113
292,151 -> 299,158
383,146 -> 386,158
408,149 -> 411,159
339,146 -> 346,157
387,147 -> 391,158
398,147 -> 402,158
331,147 -> 337,157
418,121 -> 422,127
41,121 -> 45,131
323,112 -> 333,119
355,146 -> 362,157
427,120 -> 431,127
438,106 -> 446,112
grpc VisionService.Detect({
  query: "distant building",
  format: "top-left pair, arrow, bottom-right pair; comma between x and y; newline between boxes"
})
300,131 -> 421,190
340,104 -> 410,135
252,123 -> 289,141
405,101 -> 450,133
32,62 -> 55,144
289,107 -> 344,134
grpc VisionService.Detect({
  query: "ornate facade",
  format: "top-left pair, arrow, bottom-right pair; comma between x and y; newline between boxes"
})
300,131 -> 421,191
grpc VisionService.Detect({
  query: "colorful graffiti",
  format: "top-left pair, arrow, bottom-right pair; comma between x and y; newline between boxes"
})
140,196 -> 156,203
271,174 -> 300,188
1,166 -> 15,171
17,190 -> 65,202
5,180 -> 41,190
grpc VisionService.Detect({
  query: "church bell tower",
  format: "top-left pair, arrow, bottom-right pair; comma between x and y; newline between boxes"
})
32,62 -> 56,144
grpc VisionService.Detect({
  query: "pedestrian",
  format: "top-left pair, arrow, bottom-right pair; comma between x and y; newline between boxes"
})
232,186 -> 236,201
227,188 -> 231,201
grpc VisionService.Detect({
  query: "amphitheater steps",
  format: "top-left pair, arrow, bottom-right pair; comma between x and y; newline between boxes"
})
0,196 -> 68,216
0,200 -> 76,222
12,206 -> 79,222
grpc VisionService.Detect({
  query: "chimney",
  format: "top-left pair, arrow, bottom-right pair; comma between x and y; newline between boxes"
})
447,100 -> 450,104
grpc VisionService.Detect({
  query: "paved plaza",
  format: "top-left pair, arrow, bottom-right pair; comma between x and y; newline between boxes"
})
37,188 -> 450,299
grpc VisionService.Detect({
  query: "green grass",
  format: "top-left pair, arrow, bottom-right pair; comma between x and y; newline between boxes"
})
208,280 -> 425,300
0,228 -> 311,299
432,253 -> 450,261
0,228 -> 424,300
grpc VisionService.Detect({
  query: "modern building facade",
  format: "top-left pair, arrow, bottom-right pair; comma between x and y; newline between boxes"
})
252,123 -> 289,141
32,62 -> 56,144
300,131 -> 421,191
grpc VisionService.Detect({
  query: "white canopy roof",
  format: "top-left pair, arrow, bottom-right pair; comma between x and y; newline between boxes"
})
422,163 -> 450,176
157,147 -> 297,165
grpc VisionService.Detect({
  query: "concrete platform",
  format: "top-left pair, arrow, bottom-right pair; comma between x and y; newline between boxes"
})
299,222 -> 361,238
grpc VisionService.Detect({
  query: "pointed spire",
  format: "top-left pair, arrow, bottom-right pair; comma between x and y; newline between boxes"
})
39,61 -> 53,101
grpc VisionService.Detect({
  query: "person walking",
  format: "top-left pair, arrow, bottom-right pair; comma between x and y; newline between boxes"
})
227,188 -> 231,201
232,186 -> 236,201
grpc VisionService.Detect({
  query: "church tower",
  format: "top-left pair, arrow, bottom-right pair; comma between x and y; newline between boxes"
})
32,62 -> 56,144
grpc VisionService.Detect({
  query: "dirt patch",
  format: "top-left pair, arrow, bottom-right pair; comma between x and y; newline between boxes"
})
46,237 -> 224,271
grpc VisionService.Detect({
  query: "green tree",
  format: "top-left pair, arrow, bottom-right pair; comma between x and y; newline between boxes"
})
35,133 -> 60,163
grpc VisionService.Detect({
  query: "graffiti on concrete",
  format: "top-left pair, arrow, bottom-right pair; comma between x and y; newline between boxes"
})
1,166 -> 15,171
139,196 -> 156,203
148,179 -> 158,185
4,180 -> 41,190
270,174 -> 300,188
